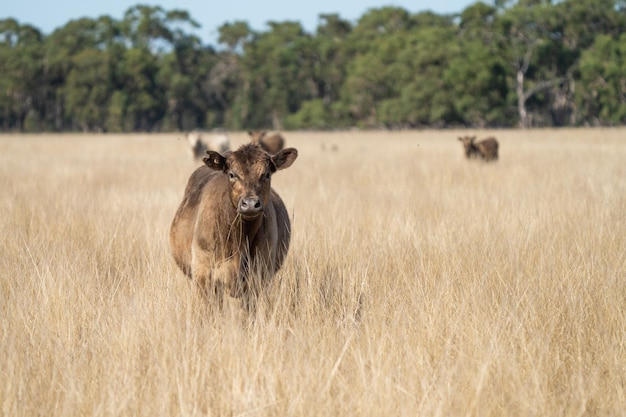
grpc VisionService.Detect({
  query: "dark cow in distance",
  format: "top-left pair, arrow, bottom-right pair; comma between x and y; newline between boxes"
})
169,143 -> 298,309
458,136 -> 499,162
248,130 -> 285,154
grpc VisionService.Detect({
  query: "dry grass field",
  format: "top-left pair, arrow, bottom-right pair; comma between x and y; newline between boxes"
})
1,129 -> 625,416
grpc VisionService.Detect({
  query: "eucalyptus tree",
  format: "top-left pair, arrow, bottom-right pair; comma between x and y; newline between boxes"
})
0,19 -> 44,131
44,16 -> 124,131
337,7 -> 416,127
576,33 -> 626,125
449,2 -> 512,127
277,13 -> 352,130
118,5 -> 201,131
57,18 -> 123,131
391,12 -> 461,128
305,14 -> 352,128
487,0 -> 622,127
489,1 -> 565,127
239,21 -> 316,129
550,0 -> 626,125
207,21 -> 253,129
157,34 -> 208,131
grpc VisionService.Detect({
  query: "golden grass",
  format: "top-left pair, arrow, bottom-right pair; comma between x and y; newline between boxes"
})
1,129 -> 625,416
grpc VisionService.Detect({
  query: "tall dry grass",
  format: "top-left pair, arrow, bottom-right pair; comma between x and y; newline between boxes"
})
1,129 -> 625,416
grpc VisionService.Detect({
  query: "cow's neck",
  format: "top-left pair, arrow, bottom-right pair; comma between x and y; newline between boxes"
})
229,215 -> 263,251
234,217 -> 263,282
240,216 -> 262,243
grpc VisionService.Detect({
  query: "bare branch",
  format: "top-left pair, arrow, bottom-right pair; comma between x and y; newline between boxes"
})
522,77 -> 565,102
520,39 -> 541,74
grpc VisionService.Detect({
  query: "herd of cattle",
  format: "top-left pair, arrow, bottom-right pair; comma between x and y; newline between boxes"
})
171,130 -> 499,310
185,130 -> 286,162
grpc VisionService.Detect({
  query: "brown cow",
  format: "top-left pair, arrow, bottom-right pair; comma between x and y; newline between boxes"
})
248,130 -> 285,154
169,143 -> 298,309
458,136 -> 499,162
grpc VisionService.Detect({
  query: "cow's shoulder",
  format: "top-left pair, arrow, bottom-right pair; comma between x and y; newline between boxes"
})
181,167 -> 229,210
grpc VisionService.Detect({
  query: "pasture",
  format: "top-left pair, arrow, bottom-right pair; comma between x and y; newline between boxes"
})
1,129 -> 625,416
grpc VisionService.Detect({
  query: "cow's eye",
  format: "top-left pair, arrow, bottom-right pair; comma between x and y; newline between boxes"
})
228,171 -> 236,180
262,172 -> 271,181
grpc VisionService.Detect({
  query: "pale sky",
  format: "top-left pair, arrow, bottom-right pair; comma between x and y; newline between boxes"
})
4,0 -> 478,46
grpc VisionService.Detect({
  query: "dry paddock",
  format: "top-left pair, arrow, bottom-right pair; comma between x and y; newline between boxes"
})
1,129 -> 625,416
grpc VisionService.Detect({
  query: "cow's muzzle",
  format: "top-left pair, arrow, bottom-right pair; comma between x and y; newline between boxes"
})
238,196 -> 263,218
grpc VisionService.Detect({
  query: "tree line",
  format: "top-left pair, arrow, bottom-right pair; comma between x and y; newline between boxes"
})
1,0 -> 625,132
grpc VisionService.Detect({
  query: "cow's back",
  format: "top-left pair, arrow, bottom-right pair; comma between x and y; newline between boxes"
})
169,166 -> 223,276
270,189 -> 291,270
261,134 -> 285,154
477,137 -> 499,160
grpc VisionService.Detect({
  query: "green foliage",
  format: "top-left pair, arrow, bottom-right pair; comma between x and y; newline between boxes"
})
0,19 -> 44,131
218,21 -> 252,52
106,91 -> 127,132
444,39 -> 511,126
64,49 -> 113,131
239,21 -> 317,129
1,0 -> 625,132
284,99 -> 330,129
577,33 -> 626,125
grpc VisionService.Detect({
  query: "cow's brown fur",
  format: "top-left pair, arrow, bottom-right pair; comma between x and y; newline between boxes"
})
248,130 -> 285,154
458,136 -> 499,162
169,143 -> 298,308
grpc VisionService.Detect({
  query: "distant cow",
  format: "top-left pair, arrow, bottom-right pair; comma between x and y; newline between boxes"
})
458,136 -> 499,162
186,131 -> 230,160
248,130 -> 285,154
169,143 -> 298,309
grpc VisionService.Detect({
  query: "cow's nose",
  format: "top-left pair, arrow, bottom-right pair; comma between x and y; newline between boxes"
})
238,196 -> 262,215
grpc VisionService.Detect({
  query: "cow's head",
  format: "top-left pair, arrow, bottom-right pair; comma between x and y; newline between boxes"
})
203,144 -> 298,220
458,136 -> 477,158
187,131 -> 201,147
247,130 -> 267,146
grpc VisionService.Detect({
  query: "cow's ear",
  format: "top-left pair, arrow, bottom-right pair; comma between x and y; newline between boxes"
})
203,151 -> 227,172
272,148 -> 298,171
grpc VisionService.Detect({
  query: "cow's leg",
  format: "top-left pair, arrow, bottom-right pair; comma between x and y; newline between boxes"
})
213,255 -> 241,298
237,239 -> 277,313
191,243 -> 225,308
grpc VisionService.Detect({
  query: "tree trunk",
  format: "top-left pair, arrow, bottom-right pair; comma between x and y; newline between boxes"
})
272,110 -> 282,131
517,69 -> 529,128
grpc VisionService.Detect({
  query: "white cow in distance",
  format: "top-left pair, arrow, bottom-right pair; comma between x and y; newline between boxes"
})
186,131 -> 230,161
